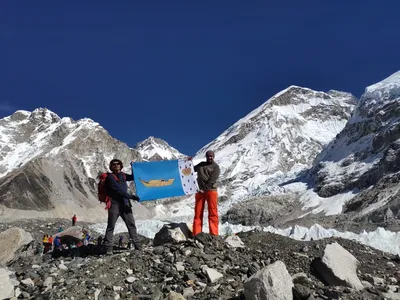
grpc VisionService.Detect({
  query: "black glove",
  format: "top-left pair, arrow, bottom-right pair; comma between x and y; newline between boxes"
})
130,194 -> 140,201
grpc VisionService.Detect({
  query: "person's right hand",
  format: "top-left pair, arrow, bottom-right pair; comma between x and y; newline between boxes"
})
131,194 -> 140,201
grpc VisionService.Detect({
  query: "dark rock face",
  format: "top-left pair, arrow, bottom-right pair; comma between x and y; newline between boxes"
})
306,72 -> 400,222
0,161 -> 54,210
222,194 -> 301,226
344,172 -> 400,223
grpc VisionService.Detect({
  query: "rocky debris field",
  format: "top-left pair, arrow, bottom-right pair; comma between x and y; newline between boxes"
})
0,220 -> 400,300
0,219 -> 95,242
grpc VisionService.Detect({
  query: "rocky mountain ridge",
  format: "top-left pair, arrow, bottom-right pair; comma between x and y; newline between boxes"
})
0,108 -> 167,222
0,84 -> 357,224
302,71 -> 400,222
195,86 -> 356,202
224,71 -> 400,231
3,72 -> 400,229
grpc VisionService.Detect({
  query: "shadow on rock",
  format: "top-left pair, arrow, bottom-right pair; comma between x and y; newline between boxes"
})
51,245 -> 105,258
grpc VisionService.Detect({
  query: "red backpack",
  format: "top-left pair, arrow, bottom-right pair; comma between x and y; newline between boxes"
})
98,172 -> 126,210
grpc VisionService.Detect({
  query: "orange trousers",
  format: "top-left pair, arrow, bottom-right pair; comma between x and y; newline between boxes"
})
193,190 -> 219,236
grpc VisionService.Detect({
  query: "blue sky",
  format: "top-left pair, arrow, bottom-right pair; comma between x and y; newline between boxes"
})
1,1 -> 399,155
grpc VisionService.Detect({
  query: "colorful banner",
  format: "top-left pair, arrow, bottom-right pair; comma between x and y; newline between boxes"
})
132,159 -> 199,201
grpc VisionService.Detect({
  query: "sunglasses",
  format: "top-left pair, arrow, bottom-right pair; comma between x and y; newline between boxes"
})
111,162 -> 121,166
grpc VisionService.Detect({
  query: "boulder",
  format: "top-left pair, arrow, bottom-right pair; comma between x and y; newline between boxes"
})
204,267 -> 223,283
244,260 -> 293,300
194,232 -> 213,245
0,227 -> 33,266
395,271 -> 400,283
364,274 -> 385,286
53,226 -> 85,244
293,284 -> 314,300
0,268 -> 14,300
153,223 -> 192,246
43,277 -> 53,291
311,242 -> 363,290
224,234 -> 245,248
21,278 -> 34,287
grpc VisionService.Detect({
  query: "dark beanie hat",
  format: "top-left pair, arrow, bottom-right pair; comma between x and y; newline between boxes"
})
205,150 -> 215,157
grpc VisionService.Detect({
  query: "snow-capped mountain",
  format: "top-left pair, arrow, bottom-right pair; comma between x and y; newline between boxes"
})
133,136 -> 184,161
195,86 -> 357,202
0,108 -> 151,222
302,71 -> 400,221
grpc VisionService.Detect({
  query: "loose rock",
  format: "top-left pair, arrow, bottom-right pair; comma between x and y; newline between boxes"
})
0,268 -> 14,300
244,260 -> 293,300
311,242 -> 364,290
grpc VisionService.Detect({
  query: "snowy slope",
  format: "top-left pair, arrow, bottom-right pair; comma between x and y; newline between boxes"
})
303,71 -> 400,219
0,108 -> 152,222
146,87 -> 357,223
0,109 -> 105,178
133,136 -> 184,161
195,86 -> 356,202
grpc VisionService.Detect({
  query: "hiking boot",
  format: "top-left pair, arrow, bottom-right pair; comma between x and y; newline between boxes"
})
128,239 -> 141,251
105,247 -> 113,255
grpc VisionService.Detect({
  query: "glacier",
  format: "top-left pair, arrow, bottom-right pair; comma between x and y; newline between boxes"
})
90,218 -> 400,256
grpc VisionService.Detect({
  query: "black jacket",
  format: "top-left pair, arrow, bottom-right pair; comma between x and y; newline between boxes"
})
105,172 -> 136,204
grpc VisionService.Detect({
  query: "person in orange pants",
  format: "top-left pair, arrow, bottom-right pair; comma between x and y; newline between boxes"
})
190,150 -> 220,236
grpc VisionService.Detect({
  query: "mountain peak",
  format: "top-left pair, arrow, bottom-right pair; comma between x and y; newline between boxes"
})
268,86 -> 357,108
196,86 -> 356,202
365,70 -> 400,94
133,136 -> 184,161
30,108 -> 61,123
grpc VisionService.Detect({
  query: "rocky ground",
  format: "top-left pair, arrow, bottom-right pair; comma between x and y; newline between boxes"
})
1,219 -> 400,300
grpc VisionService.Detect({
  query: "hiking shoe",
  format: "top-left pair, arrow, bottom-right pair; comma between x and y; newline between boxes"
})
106,248 -> 113,255
128,239 -> 141,251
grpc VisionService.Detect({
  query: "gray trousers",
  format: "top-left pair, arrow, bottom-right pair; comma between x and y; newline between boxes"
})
103,201 -> 141,249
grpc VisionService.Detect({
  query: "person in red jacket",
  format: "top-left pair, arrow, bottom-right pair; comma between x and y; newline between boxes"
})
72,214 -> 77,226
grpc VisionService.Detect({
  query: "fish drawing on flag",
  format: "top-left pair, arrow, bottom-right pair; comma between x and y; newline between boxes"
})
132,159 -> 199,201
139,178 -> 175,187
